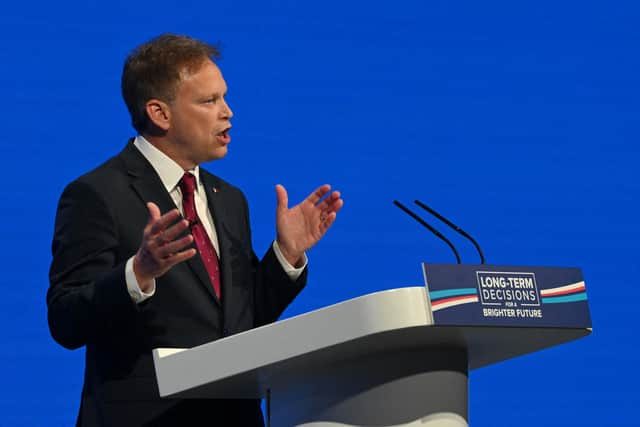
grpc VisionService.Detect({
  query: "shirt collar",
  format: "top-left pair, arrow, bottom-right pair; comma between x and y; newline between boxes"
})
133,135 -> 201,193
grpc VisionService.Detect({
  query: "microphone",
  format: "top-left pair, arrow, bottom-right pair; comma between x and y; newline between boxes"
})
393,200 -> 461,264
414,200 -> 486,264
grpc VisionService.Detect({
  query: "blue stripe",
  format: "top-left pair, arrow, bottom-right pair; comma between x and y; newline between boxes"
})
430,288 -> 478,300
542,293 -> 588,304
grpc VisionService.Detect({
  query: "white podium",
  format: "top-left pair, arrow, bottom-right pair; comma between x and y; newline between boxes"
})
152,287 -> 591,427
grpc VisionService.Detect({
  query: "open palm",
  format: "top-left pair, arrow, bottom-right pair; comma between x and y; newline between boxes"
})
275,184 -> 343,266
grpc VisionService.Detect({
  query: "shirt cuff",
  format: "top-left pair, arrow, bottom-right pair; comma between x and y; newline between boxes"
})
125,256 -> 156,304
272,241 -> 307,281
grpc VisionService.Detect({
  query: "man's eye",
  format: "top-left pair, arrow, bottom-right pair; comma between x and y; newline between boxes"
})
205,98 -> 217,103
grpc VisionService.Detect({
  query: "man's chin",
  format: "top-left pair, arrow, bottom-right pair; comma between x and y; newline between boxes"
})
204,147 -> 228,162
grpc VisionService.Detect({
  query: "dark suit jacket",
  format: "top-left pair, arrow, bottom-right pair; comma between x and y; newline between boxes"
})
47,141 -> 306,426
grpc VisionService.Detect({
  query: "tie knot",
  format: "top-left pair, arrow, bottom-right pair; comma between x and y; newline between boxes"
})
180,172 -> 197,196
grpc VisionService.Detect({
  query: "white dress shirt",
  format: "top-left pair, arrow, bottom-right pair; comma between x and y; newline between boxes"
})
125,135 -> 307,303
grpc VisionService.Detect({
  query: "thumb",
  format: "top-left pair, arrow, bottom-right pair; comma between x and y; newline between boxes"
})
146,202 -> 161,223
275,184 -> 288,213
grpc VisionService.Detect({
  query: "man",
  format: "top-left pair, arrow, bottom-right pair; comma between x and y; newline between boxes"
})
47,34 -> 343,426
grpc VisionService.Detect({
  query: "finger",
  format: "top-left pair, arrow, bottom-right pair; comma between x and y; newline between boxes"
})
320,211 -> 338,233
319,197 -> 342,227
144,202 -> 162,234
159,234 -> 194,258
317,191 -> 342,211
147,202 -> 161,221
163,248 -> 197,267
149,208 -> 182,236
275,184 -> 288,213
162,219 -> 191,242
322,199 -> 344,218
306,184 -> 331,205
152,220 -> 190,251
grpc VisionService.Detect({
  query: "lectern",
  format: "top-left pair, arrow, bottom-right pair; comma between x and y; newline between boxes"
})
152,264 -> 591,427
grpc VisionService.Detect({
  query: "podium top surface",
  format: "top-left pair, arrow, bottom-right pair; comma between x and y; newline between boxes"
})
153,286 -> 590,399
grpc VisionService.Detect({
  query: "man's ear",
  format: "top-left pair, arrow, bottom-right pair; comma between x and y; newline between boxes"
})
145,99 -> 171,131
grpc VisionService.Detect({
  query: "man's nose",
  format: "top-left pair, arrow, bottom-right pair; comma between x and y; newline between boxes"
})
221,99 -> 233,119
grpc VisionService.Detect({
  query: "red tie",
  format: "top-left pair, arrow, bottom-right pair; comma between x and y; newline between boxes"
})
179,173 -> 221,300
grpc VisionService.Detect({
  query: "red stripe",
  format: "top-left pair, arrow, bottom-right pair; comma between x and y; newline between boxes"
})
541,284 -> 585,297
432,295 -> 476,307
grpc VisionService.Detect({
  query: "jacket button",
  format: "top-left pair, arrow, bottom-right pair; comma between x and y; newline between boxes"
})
222,328 -> 229,336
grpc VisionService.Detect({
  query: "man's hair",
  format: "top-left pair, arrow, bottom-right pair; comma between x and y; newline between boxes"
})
121,33 -> 221,134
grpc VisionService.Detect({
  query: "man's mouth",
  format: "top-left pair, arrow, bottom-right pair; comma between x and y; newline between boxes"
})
216,126 -> 231,144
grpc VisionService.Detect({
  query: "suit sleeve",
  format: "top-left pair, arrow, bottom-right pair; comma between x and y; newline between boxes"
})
236,193 -> 307,327
254,246 -> 307,326
47,179 -> 138,350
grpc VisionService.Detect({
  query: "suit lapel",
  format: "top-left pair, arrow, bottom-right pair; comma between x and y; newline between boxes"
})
121,141 -> 177,215
120,141 -> 221,306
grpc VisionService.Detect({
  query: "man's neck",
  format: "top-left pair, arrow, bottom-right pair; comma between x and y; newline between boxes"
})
141,133 -> 194,171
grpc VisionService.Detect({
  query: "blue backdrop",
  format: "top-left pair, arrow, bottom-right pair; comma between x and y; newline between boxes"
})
1,1 -> 638,425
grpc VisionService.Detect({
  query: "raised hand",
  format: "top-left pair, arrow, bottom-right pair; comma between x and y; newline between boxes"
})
275,184 -> 343,266
133,202 -> 196,291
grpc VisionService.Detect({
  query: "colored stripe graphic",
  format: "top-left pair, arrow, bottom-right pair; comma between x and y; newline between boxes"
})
432,295 -> 479,312
429,288 -> 478,300
542,292 -> 588,304
540,281 -> 586,297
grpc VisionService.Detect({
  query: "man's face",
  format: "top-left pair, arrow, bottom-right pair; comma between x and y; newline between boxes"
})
166,59 -> 233,169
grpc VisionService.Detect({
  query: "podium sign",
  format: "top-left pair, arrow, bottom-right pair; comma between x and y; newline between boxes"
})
423,263 -> 591,328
